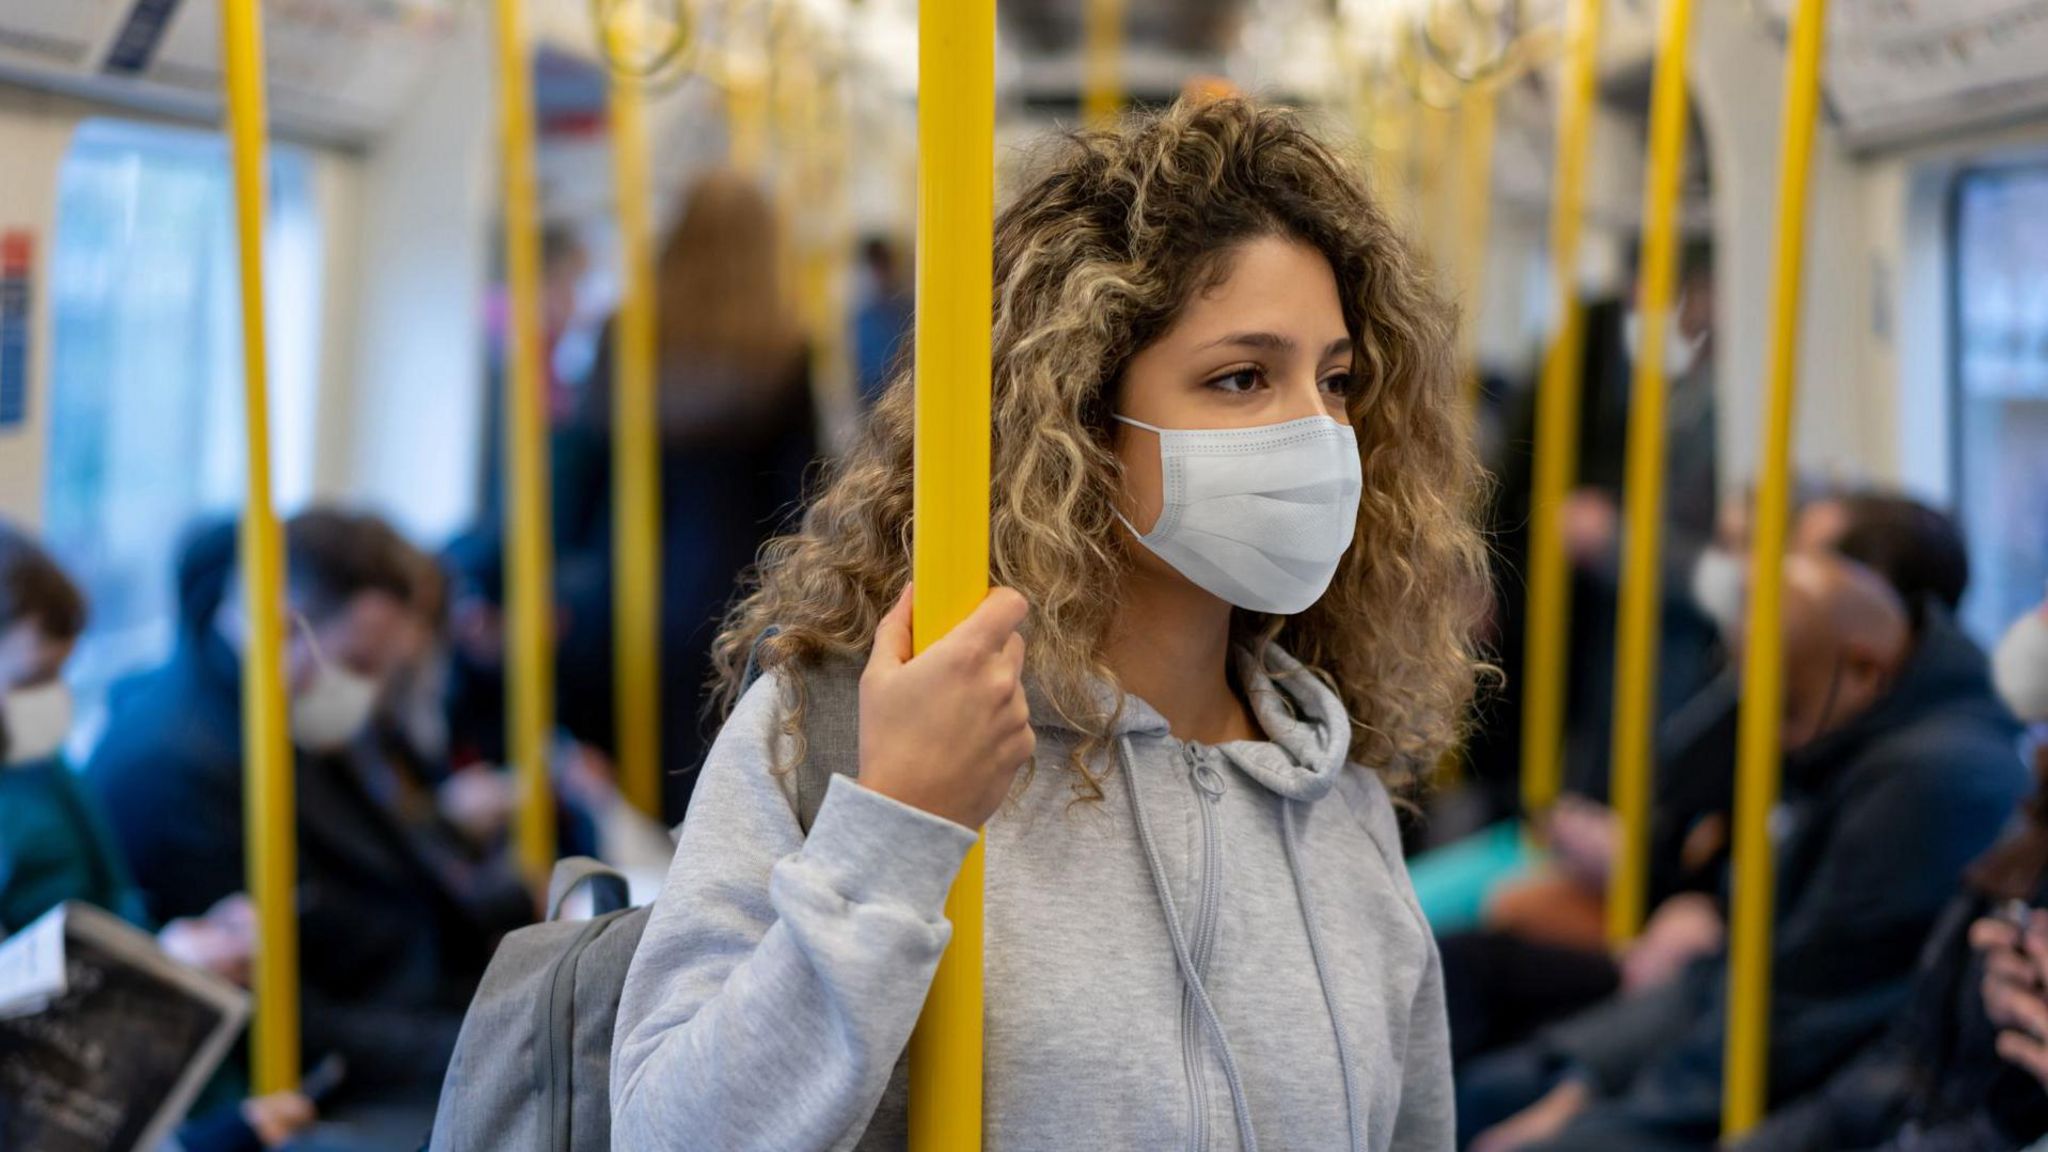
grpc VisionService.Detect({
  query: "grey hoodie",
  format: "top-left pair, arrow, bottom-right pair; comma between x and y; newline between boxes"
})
612,645 -> 1453,1151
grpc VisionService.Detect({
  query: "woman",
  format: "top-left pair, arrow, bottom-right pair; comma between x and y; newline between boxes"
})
612,99 -> 1487,1151
553,171 -> 819,819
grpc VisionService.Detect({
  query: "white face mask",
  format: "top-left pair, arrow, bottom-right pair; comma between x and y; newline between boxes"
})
291,618 -> 383,752
1993,605 -> 2048,724
2,680 -> 73,766
1624,308 -> 1708,380
1116,414 -> 1363,615
1691,546 -> 1747,637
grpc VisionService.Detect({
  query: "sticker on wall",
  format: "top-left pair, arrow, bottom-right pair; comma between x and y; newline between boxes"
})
0,231 -> 32,431
101,0 -> 187,76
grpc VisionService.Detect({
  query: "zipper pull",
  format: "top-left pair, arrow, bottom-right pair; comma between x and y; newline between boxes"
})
1186,745 -> 1226,800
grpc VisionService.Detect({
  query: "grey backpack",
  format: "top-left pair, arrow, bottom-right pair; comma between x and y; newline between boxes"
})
427,657 -> 905,1152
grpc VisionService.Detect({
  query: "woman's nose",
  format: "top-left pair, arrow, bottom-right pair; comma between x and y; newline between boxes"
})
1277,374 -> 1332,421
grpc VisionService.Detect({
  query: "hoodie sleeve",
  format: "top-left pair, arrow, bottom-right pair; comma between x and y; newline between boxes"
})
1348,771 -> 1457,1151
1390,942 -> 1457,1152
610,673 -> 978,1152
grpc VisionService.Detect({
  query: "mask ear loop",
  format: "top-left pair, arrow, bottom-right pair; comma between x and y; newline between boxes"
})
1112,415 -> 1164,544
1810,654 -> 1847,742
291,611 -> 339,681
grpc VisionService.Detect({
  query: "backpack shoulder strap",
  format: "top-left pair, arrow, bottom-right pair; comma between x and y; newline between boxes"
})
740,630 -> 862,835
791,656 -> 863,834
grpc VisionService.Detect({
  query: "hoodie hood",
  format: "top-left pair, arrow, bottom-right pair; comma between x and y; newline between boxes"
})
1037,642 -> 1354,804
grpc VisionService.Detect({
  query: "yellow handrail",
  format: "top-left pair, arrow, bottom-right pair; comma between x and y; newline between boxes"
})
1606,0 -> 1698,946
608,23 -> 663,820
493,0 -> 559,885
1083,0 -> 1124,126
1520,0 -> 1603,826
904,0 -> 995,1147
1724,0 -> 1830,1135
222,0 -> 298,1097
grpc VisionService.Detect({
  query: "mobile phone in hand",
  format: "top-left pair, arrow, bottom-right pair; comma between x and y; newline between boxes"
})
300,1054 -> 347,1107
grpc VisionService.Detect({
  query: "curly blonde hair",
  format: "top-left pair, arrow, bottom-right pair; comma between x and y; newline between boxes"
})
713,98 -> 1489,797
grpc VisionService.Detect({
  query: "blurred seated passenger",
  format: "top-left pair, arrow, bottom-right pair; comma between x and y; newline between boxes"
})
0,521 -> 316,1151
1443,492 -> 1976,1063
1460,551 -> 2028,1152
88,509 -> 497,1108
353,524 -> 535,941
433,529 -> 622,863
1727,595 -> 2048,1152
554,170 -> 818,822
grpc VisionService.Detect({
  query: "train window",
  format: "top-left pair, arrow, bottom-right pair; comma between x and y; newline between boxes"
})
1953,165 -> 2048,643
41,118 -> 322,708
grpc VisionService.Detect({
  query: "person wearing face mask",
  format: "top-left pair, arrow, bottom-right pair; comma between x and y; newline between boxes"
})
1705,595 -> 2048,1152
612,99 -> 1486,1151
1463,247 -> 1723,831
1439,492 -> 1977,1069
88,509 -> 498,1117
0,523 -> 320,1152
1463,552 -> 2027,1152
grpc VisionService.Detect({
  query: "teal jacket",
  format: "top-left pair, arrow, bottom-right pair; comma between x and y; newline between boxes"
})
0,754 -> 150,934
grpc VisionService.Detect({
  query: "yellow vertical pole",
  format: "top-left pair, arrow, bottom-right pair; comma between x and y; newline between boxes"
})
727,0 -> 770,175
905,0 -> 994,1147
1370,69 -> 1417,218
493,0 -> 558,884
1724,0 -> 1829,1135
1415,100 -> 1454,263
1456,83 -> 1498,410
1520,0 -> 1604,825
1082,0 -> 1124,126
730,78 -> 769,173
609,25 -> 663,820
1607,0 -> 1697,946
222,0 -> 298,1096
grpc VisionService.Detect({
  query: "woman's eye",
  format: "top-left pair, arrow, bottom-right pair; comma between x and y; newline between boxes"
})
1319,371 -> 1357,397
1207,368 -> 1263,394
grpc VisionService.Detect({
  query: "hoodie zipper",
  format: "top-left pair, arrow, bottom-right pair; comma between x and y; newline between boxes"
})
1181,743 -> 1228,1151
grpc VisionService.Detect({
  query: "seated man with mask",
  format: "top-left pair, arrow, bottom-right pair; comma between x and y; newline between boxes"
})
1461,551 -> 2029,1152
89,508 -> 490,1112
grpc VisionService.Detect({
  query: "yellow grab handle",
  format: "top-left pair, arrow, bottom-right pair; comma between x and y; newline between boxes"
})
492,0 -> 559,885
223,0 -> 299,1097
1724,0 -> 1831,1136
1607,0 -> 1699,947
905,0 -> 996,1148
608,27 -> 663,820
1520,0 -> 1604,826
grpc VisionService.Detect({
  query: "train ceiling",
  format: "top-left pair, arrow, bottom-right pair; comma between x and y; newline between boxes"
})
4,1 -> 2048,156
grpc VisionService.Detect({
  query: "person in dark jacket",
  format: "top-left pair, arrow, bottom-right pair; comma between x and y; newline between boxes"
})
1444,492 -> 1977,1066
1460,552 -> 2029,1152
0,521 -> 316,1152
1729,597 -> 2048,1152
551,170 -> 820,823
87,509 -> 495,1110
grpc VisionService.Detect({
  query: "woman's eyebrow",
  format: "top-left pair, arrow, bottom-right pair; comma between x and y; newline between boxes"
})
1194,331 -> 1295,354
1190,333 -> 1353,358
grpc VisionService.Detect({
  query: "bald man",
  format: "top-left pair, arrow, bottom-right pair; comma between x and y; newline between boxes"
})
1462,552 -> 2027,1152
1775,553 -> 1912,753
